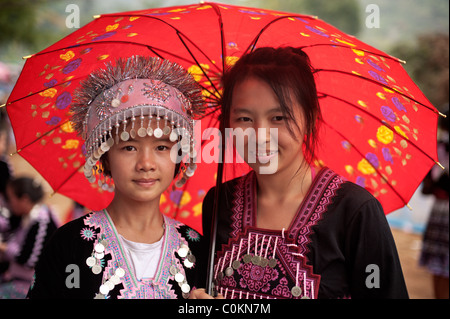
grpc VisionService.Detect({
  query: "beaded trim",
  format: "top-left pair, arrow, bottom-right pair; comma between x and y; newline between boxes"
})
83,210 -> 196,299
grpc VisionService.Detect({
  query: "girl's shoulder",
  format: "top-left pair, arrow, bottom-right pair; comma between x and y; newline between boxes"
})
163,215 -> 203,250
48,211 -> 103,247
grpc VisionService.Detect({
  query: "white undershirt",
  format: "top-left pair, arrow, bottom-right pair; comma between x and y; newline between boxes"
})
119,235 -> 163,281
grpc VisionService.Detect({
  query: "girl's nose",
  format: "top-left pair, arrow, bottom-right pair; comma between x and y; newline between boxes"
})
136,150 -> 156,172
253,120 -> 277,147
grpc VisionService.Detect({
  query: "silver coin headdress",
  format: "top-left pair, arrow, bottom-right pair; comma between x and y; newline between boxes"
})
70,56 -> 205,190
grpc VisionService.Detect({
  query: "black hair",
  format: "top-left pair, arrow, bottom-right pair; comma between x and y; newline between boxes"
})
221,46 -> 322,166
7,177 -> 44,204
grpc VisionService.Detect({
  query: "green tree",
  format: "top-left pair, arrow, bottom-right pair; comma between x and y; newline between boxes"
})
260,0 -> 361,35
0,0 -> 49,47
391,33 -> 449,110
302,0 -> 361,35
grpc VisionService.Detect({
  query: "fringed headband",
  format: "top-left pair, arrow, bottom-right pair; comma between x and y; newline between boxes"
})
70,56 -> 205,190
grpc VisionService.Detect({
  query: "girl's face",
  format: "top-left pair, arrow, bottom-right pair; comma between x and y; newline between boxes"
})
6,186 -> 29,216
105,120 -> 177,204
229,76 -> 305,175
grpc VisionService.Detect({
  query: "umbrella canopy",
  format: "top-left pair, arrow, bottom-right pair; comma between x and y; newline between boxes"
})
5,2 -> 441,233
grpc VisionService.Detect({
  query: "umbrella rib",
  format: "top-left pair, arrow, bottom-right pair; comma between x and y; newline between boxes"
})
315,68 -> 438,113
318,92 -> 440,166
243,14 -> 322,54
302,43 -> 404,63
175,33 -> 222,98
51,164 -> 85,196
206,2 -> 227,73
7,45 -> 222,108
241,13 -> 401,64
24,40 -> 200,66
94,10 -> 224,74
146,45 -> 223,104
9,119 -> 70,155
320,120 -> 410,208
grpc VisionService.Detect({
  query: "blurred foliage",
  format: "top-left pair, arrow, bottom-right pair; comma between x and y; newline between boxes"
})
391,33 -> 449,110
0,0 -> 50,50
259,0 -> 361,35
359,0 -> 449,49
302,0 -> 361,36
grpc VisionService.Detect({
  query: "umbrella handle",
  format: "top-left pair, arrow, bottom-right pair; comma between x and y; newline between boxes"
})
205,161 -> 224,297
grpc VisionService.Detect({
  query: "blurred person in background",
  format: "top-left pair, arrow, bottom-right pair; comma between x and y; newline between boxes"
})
0,110 -> 12,206
0,177 -> 58,298
419,107 -> 449,299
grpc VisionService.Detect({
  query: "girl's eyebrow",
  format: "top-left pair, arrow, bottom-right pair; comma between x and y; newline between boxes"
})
231,107 -> 252,114
158,136 -> 173,143
232,106 -> 282,114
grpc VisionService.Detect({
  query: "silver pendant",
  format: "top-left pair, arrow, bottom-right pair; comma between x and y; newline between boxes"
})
100,142 -> 109,152
260,257 -> 269,268
154,127 -> 163,138
138,127 -> 147,137
120,131 -> 129,141
115,267 -> 125,278
130,128 -> 136,139
99,283 -> 110,295
184,259 -> 194,268
251,255 -> 261,266
92,264 -> 102,275
163,126 -> 171,135
224,266 -> 234,277
181,283 -> 190,294
95,252 -> 104,259
170,265 -> 178,276
94,243 -> 104,254
106,137 -> 114,147
177,245 -> 189,258
110,275 -> 120,285
187,253 -> 196,263
243,254 -> 252,264
268,258 -> 277,268
169,130 -> 178,142
175,272 -> 185,283
291,286 -> 302,297
86,256 -> 96,267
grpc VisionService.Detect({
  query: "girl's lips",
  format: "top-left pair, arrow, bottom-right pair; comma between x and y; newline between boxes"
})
250,150 -> 278,163
133,179 -> 157,187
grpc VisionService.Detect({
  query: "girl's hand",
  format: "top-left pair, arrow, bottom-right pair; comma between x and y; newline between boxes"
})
189,288 -> 224,299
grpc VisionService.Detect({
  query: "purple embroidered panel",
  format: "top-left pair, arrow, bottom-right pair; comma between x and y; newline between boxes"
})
215,168 -> 344,299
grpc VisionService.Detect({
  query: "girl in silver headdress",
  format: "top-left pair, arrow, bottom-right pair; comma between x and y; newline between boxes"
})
27,56 -> 206,299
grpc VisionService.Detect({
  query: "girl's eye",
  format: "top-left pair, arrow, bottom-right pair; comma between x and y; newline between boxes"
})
123,145 -> 136,151
273,115 -> 285,121
156,145 -> 170,151
236,117 -> 252,122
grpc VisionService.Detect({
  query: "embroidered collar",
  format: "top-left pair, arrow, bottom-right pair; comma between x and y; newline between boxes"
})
84,210 -> 193,299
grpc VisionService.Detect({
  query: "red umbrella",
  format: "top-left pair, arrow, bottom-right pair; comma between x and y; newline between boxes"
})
4,2 -> 442,233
